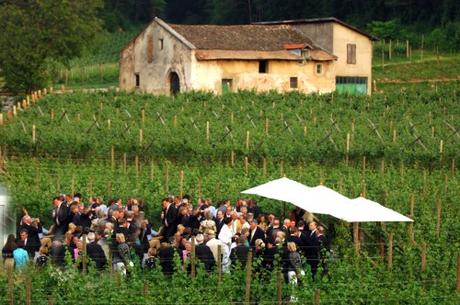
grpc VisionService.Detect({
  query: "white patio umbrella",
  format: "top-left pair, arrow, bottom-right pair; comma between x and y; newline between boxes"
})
295,185 -> 352,220
241,177 -> 312,203
342,196 -> 413,222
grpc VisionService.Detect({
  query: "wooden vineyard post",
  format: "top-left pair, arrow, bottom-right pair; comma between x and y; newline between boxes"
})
314,289 -> 321,305
231,151 -> 235,167
123,153 -> 127,174
141,109 -> 145,126
143,281 -> 149,299
406,40 -> 410,58
179,170 -> 184,197
25,276 -> 32,305
206,121 -> 210,143
388,233 -> 393,270
244,250 -> 253,305
82,234 -> 87,274
388,40 -> 392,60
346,133 -> 350,164
353,222 -> 360,256
191,237 -> 196,278
47,296 -> 54,305
32,125 -> 36,144
107,119 -> 111,129
7,267 -> 13,305
0,113 -> 3,126
408,223 -> 415,245
230,112 -> 234,124
421,242 -> 427,272
276,271 -> 282,305
111,146 -> 115,170
380,159 -> 385,175
135,155 -> 139,177
439,140 -> 444,163
265,118 -> 269,135
139,129 -> 143,147
245,130 -> 250,150
173,115 -> 177,127
408,194 -> 415,244
452,159 -> 456,175
217,245 -> 222,284
436,199 -> 441,237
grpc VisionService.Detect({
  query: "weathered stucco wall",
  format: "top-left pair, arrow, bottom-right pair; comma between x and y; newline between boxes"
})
120,21 -> 193,94
290,23 -> 334,53
332,23 -> 373,94
190,57 -> 335,94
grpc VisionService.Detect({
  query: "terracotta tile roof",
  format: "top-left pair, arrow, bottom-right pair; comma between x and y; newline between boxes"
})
170,24 -> 315,51
195,50 -> 302,61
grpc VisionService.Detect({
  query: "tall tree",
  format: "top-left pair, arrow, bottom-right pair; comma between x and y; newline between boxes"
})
0,0 -> 103,93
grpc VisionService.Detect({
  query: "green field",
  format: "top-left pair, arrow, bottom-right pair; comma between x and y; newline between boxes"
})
0,86 -> 459,303
0,31 -> 459,304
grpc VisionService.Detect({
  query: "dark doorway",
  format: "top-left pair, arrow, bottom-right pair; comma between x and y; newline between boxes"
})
170,72 -> 180,96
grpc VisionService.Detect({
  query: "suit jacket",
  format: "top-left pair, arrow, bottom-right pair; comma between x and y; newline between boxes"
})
87,242 -> 107,270
162,204 -> 178,240
195,244 -> 216,272
249,227 -> 266,247
305,230 -> 319,260
230,245 -> 249,267
17,239 -> 35,258
19,224 -> 41,252
215,219 -> 224,236
53,203 -> 70,234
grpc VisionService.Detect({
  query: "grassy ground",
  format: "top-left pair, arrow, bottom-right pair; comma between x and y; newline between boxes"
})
373,54 -> 460,82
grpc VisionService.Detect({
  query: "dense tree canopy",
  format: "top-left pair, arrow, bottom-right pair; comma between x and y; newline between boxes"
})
0,0 -> 103,93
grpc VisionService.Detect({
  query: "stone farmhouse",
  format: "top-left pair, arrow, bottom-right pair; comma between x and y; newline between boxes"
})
119,17 -> 376,95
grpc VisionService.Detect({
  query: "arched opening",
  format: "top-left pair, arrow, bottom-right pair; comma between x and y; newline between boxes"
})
169,72 -> 180,96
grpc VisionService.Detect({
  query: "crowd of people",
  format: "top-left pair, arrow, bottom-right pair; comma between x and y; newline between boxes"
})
2,193 -> 329,283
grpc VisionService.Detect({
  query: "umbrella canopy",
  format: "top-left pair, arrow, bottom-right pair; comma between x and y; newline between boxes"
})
343,197 -> 413,222
241,178 -> 413,223
295,185 -> 352,219
241,177 -> 312,203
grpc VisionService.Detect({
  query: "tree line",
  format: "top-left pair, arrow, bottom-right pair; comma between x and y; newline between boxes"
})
102,0 -> 459,29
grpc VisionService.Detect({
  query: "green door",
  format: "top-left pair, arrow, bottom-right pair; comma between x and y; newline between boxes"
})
336,76 -> 368,95
221,79 -> 233,94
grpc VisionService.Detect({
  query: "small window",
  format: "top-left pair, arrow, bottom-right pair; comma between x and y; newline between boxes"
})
290,77 -> 298,89
135,73 -> 140,87
159,39 -> 164,50
222,79 -> 233,93
316,64 -> 323,74
347,44 -> 356,64
259,60 -> 268,73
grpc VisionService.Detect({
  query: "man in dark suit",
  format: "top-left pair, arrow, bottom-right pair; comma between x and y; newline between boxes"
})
52,197 -> 69,241
86,232 -> 107,270
215,210 -> 225,236
305,221 -> 320,277
17,229 -> 36,258
195,234 -> 216,272
161,198 -> 178,241
249,220 -> 265,248
19,215 -> 41,255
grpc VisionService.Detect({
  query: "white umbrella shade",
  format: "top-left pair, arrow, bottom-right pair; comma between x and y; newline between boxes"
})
343,197 -> 413,222
295,185 -> 352,219
241,177 -> 312,203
